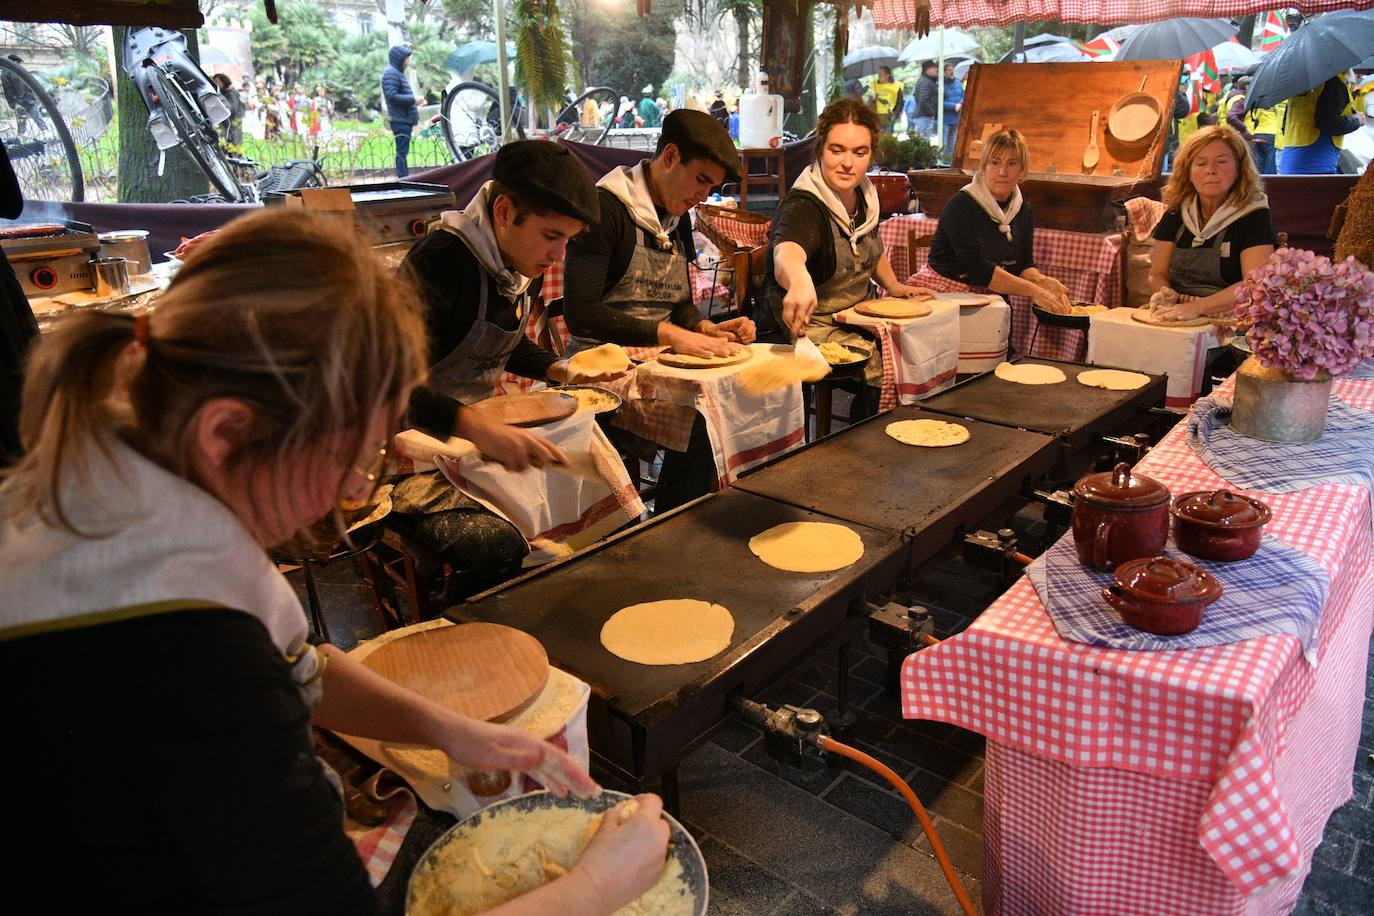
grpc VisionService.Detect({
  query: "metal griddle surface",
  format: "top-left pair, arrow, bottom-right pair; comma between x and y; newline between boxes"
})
918,357 -> 1166,449
732,407 -> 1057,540
452,489 -> 905,722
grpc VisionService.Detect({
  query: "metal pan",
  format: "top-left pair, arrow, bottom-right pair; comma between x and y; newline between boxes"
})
1108,76 -> 1162,144
822,342 -> 873,378
549,384 -> 623,418
407,789 -> 708,916
1031,301 -> 1105,331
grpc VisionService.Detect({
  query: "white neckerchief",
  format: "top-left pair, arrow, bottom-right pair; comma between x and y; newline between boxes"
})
437,181 -> 532,299
791,162 -> 880,256
597,161 -> 678,250
1181,192 -> 1269,248
0,434 -> 317,682
960,172 -> 1023,242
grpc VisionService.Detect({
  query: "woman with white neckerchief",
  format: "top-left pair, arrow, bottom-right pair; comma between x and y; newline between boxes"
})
767,99 -> 934,412
1149,125 -> 1277,322
926,127 -> 1071,316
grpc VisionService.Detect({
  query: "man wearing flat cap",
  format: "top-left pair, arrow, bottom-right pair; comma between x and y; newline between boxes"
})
562,108 -> 753,510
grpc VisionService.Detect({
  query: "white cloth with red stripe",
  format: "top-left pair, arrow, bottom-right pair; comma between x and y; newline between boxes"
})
393,411 -> 643,565
1087,306 -> 1226,406
834,300 -> 960,408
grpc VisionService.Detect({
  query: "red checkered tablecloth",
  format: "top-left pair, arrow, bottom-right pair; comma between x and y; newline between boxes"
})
871,0 -> 1355,29
881,214 -> 1126,364
902,375 -> 1374,911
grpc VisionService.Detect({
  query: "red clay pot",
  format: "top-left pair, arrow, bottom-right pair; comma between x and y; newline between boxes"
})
1072,462 -> 1171,571
1103,556 -> 1223,635
1171,489 -> 1271,562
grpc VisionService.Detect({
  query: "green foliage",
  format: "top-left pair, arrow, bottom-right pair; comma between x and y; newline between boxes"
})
322,31 -> 389,117
577,5 -> 675,101
514,0 -> 573,111
874,134 -> 941,172
247,1 -> 342,89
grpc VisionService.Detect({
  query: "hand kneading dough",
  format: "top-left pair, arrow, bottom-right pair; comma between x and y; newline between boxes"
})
600,599 -> 734,665
749,521 -> 865,572
567,343 -> 630,377
1076,368 -> 1150,390
885,419 -> 971,447
994,361 -> 1067,385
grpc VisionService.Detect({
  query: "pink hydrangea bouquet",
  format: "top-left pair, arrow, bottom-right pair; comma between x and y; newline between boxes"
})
1235,249 -> 1374,380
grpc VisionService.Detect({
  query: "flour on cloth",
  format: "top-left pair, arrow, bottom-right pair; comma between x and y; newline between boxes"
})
1027,531 -> 1328,664
1188,395 -> 1374,494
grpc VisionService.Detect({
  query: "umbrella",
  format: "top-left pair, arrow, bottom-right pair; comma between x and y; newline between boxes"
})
1211,39 -> 1260,73
999,33 -> 1086,63
899,28 -> 981,63
1247,10 -> 1374,110
197,45 -> 236,67
444,41 -> 515,77
1116,18 -> 1239,61
843,46 -> 901,80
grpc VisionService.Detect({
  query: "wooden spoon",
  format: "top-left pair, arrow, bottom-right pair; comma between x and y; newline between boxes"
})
1083,110 -> 1100,172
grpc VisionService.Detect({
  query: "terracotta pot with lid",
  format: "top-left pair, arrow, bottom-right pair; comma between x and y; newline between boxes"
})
1072,462 -> 1171,570
1171,489 -> 1272,562
1103,556 -> 1223,635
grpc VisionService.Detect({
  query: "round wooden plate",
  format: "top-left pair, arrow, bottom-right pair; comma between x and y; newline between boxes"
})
1131,309 -> 1212,328
656,347 -> 754,369
468,390 -> 577,427
361,622 -> 550,722
933,292 -> 996,308
854,298 -> 933,319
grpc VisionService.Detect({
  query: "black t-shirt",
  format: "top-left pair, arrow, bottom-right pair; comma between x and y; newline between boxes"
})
765,189 -> 876,296
928,190 -> 1036,287
562,187 -> 700,346
0,608 -> 378,916
1152,207 -> 1278,286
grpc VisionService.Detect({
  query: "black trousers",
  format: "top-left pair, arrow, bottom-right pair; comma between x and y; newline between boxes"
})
391,122 -> 411,178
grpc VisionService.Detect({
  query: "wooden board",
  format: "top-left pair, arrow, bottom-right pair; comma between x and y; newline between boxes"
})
1131,310 -> 1212,328
656,348 -> 754,369
469,390 -> 576,427
934,292 -> 997,307
854,298 -> 933,319
361,622 -> 549,722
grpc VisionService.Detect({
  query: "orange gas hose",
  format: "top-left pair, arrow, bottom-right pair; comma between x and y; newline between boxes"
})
818,735 -> 979,916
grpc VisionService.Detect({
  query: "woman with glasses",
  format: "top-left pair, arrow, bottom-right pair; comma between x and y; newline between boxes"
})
0,209 -> 669,915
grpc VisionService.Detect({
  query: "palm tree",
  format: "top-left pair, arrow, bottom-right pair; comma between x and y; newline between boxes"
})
713,0 -> 760,89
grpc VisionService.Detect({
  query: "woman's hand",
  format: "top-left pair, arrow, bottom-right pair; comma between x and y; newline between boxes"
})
781,274 -> 819,340
887,283 -> 935,301
705,316 -> 756,345
434,717 -> 601,799
658,321 -> 741,358
569,795 -> 671,911
1155,299 -> 1209,322
1030,286 -> 1071,315
1148,286 -> 1178,313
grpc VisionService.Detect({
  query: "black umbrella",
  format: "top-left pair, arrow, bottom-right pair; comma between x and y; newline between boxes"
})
1116,18 -> 1239,61
1247,10 -> 1374,110
843,46 -> 901,80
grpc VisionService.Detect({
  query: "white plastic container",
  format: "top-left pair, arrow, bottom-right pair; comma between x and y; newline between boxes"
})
739,92 -> 784,149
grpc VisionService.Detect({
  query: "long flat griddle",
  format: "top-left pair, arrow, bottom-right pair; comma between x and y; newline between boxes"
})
919,357 -> 1167,451
451,489 -> 907,778
732,406 -> 1058,568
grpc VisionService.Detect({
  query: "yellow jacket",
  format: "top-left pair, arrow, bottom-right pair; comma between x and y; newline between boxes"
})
1246,103 -> 1284,138
1282,83 -> 1354,149
871,80 -> 901,116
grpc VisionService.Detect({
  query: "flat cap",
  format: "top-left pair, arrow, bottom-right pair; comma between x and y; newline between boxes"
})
491,140 -> 599,224
659,108 -> 742,182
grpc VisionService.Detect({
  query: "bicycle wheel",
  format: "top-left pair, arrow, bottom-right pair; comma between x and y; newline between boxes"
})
146,65 -> 243,202
0,56 -> 83,202
439,81 -> 503,162
555,87 -> 618,146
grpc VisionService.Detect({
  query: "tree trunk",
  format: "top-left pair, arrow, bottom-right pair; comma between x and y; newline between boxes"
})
786,1 -> 815,137
735,8 -> 750,90
115,26 -> 209,202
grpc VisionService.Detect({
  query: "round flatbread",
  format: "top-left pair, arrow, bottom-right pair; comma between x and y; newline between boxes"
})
854,298 -> 933,319
994,361 -> 1067,385
656,348 -> 754,369
1131,309 -> 1212,328
884,418 -> 971,447
934,292 -> 996,307
567,343 -> 630,378
600,599 -> 734,665
1077,368 -> 1151,391
748,521 -> 865,573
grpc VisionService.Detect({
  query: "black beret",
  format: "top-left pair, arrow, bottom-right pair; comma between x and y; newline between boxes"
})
491,140 -> 600,224
659,109 -> 742,182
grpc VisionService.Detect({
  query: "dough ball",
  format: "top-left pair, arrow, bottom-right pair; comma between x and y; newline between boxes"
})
567,343 -> 630,378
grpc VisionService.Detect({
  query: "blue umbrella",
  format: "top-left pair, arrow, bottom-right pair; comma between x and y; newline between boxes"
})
444,41 -> 515,78
1247,10 -> 1374,110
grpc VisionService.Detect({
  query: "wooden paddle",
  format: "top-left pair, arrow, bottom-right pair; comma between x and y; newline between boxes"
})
1083,110 -> 1100,172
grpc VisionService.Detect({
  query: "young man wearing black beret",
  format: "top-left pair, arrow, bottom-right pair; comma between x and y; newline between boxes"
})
399,140 -> 627,598
561,109 -> 753,510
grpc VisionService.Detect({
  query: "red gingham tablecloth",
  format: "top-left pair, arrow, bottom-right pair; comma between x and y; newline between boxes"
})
902,375 -> 1374,909
881,214 -> 1126,363
870,0 -> 1357,29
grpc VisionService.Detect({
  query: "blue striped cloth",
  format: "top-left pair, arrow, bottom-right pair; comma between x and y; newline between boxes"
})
1027,532 -> 1328,662
1341,359 -> 1374,381
1188,395 -> 1374,493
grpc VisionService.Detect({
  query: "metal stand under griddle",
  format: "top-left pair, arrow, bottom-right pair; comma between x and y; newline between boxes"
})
451,489 -> 909,815
732,406 -> 1060,571
918,357 -> 1167,456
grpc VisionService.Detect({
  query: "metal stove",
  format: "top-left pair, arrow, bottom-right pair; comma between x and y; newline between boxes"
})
266,181 -> 456,249
0,221 -> 99,298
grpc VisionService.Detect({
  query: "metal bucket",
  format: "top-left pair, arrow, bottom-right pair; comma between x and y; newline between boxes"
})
1230,355 -> 1332,444
98,230 -> 152,275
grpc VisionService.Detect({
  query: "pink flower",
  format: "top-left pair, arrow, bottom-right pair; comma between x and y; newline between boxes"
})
1238,250 -> 1374,377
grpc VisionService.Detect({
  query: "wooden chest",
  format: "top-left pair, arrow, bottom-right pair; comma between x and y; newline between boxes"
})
909,60 -> 1182,232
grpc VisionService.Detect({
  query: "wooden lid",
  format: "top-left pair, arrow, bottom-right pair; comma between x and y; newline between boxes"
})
468,390 -> 576,427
